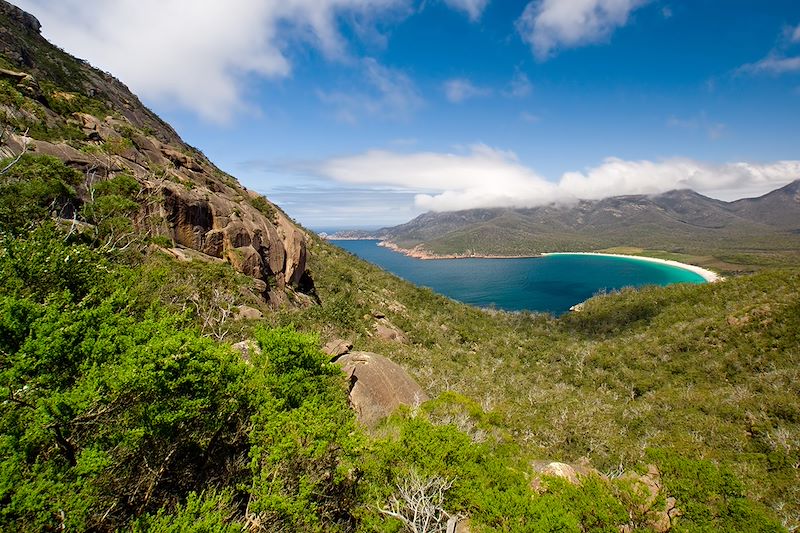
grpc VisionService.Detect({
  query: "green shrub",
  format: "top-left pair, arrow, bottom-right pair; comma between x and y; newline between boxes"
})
0,154 -> 81,233
648,450 -> 784,532
246,327 -> 360,530
0,224 -> 107,302
40,81 -> 109,118
248,195 -> 276,222
130,490 -> 245,533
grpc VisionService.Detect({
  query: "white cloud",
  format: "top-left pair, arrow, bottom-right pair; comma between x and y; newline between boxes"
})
504,70 -> 533,98
737,55 -> 800,75
736,23 -> 800,77
558,158 -> 800,201
442,0 -> 490,22
14,0 -> 408,122
317,145 -> 800,212
443,78 -> 492,103
320,144 -> 560,211
516,0 -> 647,60
317,58 -> 422,122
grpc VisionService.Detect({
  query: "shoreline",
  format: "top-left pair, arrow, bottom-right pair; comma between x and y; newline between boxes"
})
542,252 -> 722,283
376,241 -> 722,283
377,240 -> 540,260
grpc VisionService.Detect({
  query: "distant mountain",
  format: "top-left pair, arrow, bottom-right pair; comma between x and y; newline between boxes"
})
729,180 -> 800,232
376,182 -> 800,258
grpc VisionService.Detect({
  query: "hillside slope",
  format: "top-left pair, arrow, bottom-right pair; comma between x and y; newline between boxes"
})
296,234 -> 800,530
730,179 -> 800,232
0,0 -> 313,306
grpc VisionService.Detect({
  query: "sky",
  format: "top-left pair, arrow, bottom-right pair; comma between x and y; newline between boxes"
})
12,0 -> 800,229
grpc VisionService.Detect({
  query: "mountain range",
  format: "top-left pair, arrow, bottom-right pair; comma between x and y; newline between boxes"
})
363,181 -> 800,265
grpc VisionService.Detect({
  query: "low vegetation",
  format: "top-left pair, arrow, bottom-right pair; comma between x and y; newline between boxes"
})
276,234 -> 800,530
2,154 -> 796,532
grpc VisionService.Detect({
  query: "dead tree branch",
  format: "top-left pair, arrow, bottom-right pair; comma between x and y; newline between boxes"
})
378,471 -> 459,533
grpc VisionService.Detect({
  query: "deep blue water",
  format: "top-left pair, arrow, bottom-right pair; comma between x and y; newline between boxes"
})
331,240 -> 706,315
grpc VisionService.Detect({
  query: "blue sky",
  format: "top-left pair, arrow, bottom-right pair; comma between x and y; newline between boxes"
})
14,0 -> 800,228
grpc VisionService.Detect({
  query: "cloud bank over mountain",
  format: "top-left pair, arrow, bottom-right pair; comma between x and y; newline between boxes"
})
318,145 -> 800,212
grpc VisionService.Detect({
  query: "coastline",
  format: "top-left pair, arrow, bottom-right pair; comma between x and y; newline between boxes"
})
542,252 -> 722,283
375,240 -> 722,283
377,240 -> 540,260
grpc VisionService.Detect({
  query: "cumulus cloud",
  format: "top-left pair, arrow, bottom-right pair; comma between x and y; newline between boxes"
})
442,0 -> 490,22
737,55 -> 800,75
736,22 -> 800,77
443,78 -> 492,103
318,58 -> 423,122
558,158 -> 800,201
516,0 -> 647,60
14,0 -> 409,122
317,145 -> 800,212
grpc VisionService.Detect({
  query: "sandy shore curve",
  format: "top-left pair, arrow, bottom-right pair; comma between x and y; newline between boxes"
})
374,241 -> 722,283
542,252 -> 722,283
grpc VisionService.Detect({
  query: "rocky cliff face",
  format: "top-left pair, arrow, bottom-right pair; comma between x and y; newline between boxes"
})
0,0 -> 313,305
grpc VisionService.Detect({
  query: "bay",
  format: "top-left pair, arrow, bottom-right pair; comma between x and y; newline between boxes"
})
331,240 -> 706,315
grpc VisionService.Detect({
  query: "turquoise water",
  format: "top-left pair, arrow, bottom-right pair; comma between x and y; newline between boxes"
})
331,240 -> 706,315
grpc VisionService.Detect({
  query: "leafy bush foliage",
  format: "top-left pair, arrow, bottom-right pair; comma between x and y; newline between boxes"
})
0,154 -> 81,233
649,450 -> 784,532
247,195 -> 276,222
0,229 -> 359,531
0,224 -> 106,301
82,173 -> 141,245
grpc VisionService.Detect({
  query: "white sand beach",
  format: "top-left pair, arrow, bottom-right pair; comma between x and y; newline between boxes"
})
542,252 -> 722,283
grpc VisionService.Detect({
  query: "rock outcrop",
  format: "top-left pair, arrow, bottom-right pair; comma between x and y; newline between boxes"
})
372,316 -> 409,344
232,340 -> 261,364
154,179 -> 308,299
530,459 -> 598,492
530,459 -> 682,533
235,305 -> 263,321
323,339 -> 353,359
335,351 -> 428,427
0,2 -> 314,305
619,465 -> 682,533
